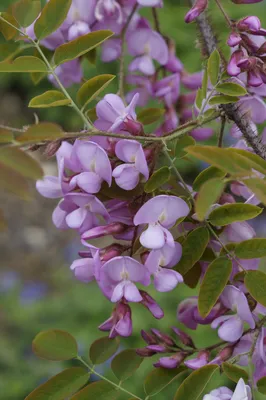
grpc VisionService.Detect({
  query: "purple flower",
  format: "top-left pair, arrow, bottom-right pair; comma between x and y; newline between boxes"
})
134,195 -> 190,249
154,352 -> 186,369
113,139 -> 149,190
153,73 -> 180,107
95,93 -> 139,132
203,378 -> 251,400
145,243 -> 183,292
100,256 -> 150,302
127,29 -> 168,75
95,0 -> 123,24
184,351 -> 209,370
70,257 -> 96,283
64,0 -> 96,40
99,301 -> 132,337
137,0 -> 163,6
126,75 -> 153,107
185,0 -> 208,23
49,60 -> 83,88
211,285 -> 255,342
139,290 -> 164,318
220,222 -> 256,243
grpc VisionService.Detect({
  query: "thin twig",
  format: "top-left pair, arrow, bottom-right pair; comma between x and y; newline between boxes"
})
217,114 -> 226,147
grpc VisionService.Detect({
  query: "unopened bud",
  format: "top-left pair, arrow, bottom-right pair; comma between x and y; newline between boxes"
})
81,223 -> 127,240
172,327 -> 196,348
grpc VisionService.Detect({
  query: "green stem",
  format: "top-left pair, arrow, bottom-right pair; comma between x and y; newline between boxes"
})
76,356 -> 143,400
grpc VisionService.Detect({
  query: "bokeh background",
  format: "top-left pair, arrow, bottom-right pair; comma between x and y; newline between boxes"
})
1,1 -> 266,399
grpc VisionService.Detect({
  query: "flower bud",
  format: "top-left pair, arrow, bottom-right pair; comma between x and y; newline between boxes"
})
172,327 -> 196,348
227,32 -> 242,47
151,328 -> 176,347
184,351 -> 209,369
81,223 -> 127,240
154,352 -> 186,369
140,290 -> 164,319
185,0 -> 208,24
136,347 -> 156,357
237,16 -> 261,32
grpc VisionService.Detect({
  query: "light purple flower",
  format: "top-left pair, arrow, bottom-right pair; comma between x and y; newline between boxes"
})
220,222 -> 256,243
153,73 -> 180,107
49,60 -> 83,88
134,195 -> 189,249
99,301 -> 132,337
101,256 -> 150,302
145,243 -> 183,292
126,75 -> 153,107
113,139 -> 149,190
184,351 -> 209,370
140,290 -> 164,318
137,0 -> 163,6
95,0 -> 123,24
70,257 -> 95,283
64,0 -> 96,40
95,93 -> 139,133
211,285 -> 255,342
203,378 -> 251,400
127,29 -> 168,75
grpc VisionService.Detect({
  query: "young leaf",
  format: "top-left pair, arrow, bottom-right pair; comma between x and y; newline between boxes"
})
144,367 -> 187,397
111,349 -> 143,381
195,88 -> 204,110
29,90 -> 71,108
208,204 -> 262,226
174,227 -> 209,275
244,270 -> 266,307
207,50 -> 220,86
89,337 -> 119,365
77,74 -> 115,109
209,95 -> 239,105
137,108 -> 164,125
186,146 -> 252,176
17,123 -> 64,143
216,82 -> 247,96
25,367 -> 89,400
34,0 -> 72,40
0,13 -> 18,40
0,56 -> 48,73
0,162 -> 31,200
202,68 -> 208,99
257,377 -> 266,394
244,178 -> 266,205
0,147 -> 43,180
235,238 -> 266,259
0,43 -> 20,62
54,30 -> 113,66
195,178 -> 225,221
175,135 -> 195,159
174,365 -> 219,400
198,257 -> 232,318
144,167 -> 170,193
193,166 -> 225,192
71,381 -> 118,400
32,329 -> 78,361
12,0 -> 41,27
222,362 -> 248,384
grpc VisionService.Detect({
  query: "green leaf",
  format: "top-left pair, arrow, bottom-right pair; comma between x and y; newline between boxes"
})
0,209 -> 7,231
17,123 -> 64,143
193,166 -> 226,192
235,238 -> 266,259
175,135 -> 196,159
34,0 -> 72,40
198,257 -> 232,318
222,362 -> 248,384
77,74 -> 115,109
174,227 -> 210,275
144,167 -> 170,193
244,178 -> 266,206
227,148 -> 266,175
111,349 -> 143,381
216,82 -> 247,97
174,365 -> 219,400
257,377 -> 266,394
89,336 -> 119,365
12,0 -> 41,27
0,43 -> 20,62
29,90 -> 71,108
183,263 -> 202,289
195,178 -> 225,221
195,88 -> 204,109
32,329 -> 78,361
208,203 -> 262,226
71,381 -> 118,400
137,108 -> 164,125
0,147 -> 43,180
0,128 -> 13,143
209,95 -> 239,105
144,367 -> 187,397
244,270 -> 266,307
202,68 -> 208,99
0,56 -> 48,72
207,50 -> 220,86
0,162 -> 31,200
54,30 -> 113,66
0,13 -> 18,40
25,367 -> 89,400
186,145 -> 253,177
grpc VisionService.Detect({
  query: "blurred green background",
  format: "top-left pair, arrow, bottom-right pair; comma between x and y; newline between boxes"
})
1,1 -> 266,399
